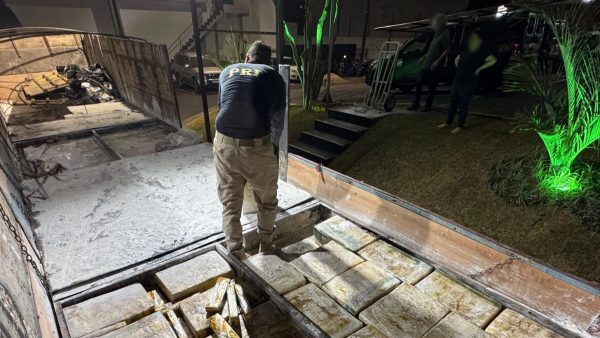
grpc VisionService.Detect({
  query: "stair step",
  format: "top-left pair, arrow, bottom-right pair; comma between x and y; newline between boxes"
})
327,107 -> 383,127
300,130 -> 352,153
289,142 -> 337,164
315,118 -> 368,141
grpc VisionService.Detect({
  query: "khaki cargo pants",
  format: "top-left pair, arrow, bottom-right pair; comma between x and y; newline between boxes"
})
213,131 -> 279,252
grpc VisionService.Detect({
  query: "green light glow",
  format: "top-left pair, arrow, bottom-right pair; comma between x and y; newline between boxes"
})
537,116 -> 600,173
282,20 -> 303,87
504,1 -> 600,199
283,22 -> 295,45
280,0 -> 340,109
536,167 -> 584,199
334,0 -> 340,24
315,0 -> 330,45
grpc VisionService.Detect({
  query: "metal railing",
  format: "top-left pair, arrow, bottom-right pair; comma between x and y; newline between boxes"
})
167,0 -> 225,58
167,24 -> 193,57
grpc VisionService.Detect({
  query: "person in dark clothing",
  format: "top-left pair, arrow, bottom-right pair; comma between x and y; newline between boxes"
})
439,29 -> 497,133
408,14 -> 450,112
213,41 -> 286,257
216,48 -> 285,143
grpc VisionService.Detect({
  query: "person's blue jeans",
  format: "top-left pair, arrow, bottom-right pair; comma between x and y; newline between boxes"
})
411,68 -> 440,109
446,80 -> 477,128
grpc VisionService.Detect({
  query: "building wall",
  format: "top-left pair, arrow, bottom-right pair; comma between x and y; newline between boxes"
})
6,0 -> 121,34
8,4 -> 97,31
335,36 -> 395,60
275,0 -> 471,61
202,0 -> 276,61
6,0 -> 472,61
120,9 -> 192,47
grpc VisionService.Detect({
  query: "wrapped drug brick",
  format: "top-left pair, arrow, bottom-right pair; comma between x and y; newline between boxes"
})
209,313 -> 240,338
206,277 -> 231,312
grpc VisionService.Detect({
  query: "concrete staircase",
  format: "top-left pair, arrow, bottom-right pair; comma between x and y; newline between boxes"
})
290,106 -> 385,164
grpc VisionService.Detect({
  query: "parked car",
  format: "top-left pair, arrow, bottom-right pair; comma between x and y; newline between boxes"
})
277,56 -> 300,82
289,65 -> 300,82
365,34 -> 433,93
172,51 -> 221,91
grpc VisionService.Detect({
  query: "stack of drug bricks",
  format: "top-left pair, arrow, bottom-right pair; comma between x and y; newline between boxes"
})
60,250 -> 276,338
0,71 -> 69,104
205,277 -> 252,338
20,71 -> 69,99
243,215 -> 566,338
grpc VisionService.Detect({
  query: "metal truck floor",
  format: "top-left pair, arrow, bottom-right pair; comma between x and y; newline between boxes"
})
5,101 -> 153,143
23,143 -> 311,291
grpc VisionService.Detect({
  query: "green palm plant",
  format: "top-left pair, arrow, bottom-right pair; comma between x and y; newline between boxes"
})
205,28 -> 247,69
504,1 -> 600,197
281,0 -> 340,109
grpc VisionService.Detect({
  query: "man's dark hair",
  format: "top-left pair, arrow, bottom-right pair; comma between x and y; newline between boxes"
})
247,41 -> 272,65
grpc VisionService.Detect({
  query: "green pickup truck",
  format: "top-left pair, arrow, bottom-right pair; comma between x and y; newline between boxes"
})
367,9 -> 531,96
366,33 -> 445,94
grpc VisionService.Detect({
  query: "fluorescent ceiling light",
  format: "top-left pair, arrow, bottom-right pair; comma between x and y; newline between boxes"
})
496,5 -> 508,18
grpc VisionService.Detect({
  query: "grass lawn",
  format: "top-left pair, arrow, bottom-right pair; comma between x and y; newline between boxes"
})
288,105 -> 327,143
330,113 -> 600,283
182,107 -> 220,142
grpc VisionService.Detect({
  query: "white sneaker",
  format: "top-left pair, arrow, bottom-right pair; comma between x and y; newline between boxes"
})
451,127 -> 464,134
438,123 -> 449,128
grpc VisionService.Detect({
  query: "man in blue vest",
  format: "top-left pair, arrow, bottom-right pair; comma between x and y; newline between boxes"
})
213,41 -> 286,258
